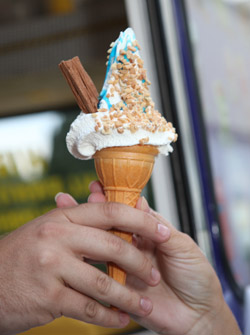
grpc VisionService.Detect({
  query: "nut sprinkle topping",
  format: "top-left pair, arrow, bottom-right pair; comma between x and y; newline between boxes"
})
65,29 -> 179,161
95,37 -> 177,143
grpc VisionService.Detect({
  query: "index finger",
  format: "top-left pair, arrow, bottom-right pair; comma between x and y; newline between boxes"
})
62,202 -> 170,243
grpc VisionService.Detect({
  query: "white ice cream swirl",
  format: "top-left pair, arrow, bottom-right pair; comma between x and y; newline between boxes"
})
66,28 -> 177,160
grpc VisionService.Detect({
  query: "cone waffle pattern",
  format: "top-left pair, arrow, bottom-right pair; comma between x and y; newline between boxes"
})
94,145 -> 158,285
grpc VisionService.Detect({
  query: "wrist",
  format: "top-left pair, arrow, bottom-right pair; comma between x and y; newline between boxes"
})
189,301 -> 241,335
212,301 -> 241,335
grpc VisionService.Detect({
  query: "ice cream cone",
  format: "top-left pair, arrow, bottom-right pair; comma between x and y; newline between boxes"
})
93,144 -> 158,285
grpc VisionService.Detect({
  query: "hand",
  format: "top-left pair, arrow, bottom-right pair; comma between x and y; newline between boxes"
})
0,199 -> 170,335
85,181 -> 241,335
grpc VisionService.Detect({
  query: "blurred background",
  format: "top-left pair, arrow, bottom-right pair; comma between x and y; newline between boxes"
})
1,0 -> 250,334
0,0 -> 128,236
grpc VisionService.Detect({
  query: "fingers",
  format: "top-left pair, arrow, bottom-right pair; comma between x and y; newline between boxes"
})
88,181 -> 106,203
61,258 -> 153,317
136,197 -> 203,258
55,193 -> 78,208
62,202 -> 170,244
88,192 -> 106,203
87,183 -> 169,242
60,286 -> 130,328
136,196 -> 151,214
148,210 -> 198,257
89,181 -> 104,194
55,180 -> 104,208
63,225 -> 161,286
87,192 -> 170,245
36,218 -> 161,286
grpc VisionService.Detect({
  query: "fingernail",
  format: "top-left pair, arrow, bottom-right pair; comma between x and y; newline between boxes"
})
140,297 -> 152,313
157,223 -> 170,237
140,197 -> 150,212
55,192 -> 64,201
119,312 -> 130,326
151,267 -> 161,282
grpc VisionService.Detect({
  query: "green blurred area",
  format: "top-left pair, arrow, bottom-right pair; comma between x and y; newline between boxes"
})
0,110 -> 97,234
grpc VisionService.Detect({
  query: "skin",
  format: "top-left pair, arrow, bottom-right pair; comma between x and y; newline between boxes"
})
85,181 -> 241,335
0,197 -> 168,334
0,182 -> 241,335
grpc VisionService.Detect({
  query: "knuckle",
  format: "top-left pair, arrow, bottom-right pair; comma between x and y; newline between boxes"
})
37,217 -> 67,241
107,235 -> 124,255
96,274 -> 111,296
37,221 -> 59,239
102,202 -> 121,220
85,301 -> 98,319
38,248 -> 58,267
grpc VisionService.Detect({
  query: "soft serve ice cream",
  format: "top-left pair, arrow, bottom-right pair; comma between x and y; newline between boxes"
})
66,28 -> 177,160
64,28 -> 178,286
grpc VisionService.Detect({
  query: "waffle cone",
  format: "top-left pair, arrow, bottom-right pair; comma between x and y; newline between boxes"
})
93,145 -> 158,285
